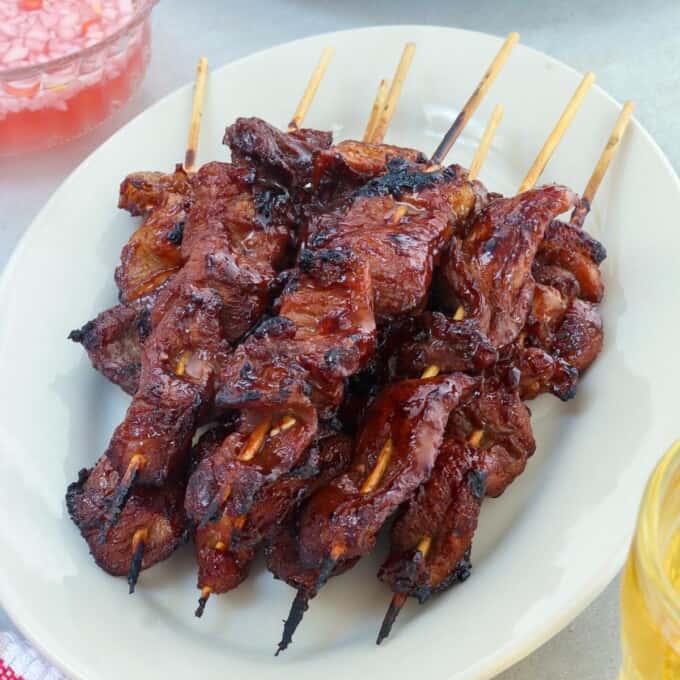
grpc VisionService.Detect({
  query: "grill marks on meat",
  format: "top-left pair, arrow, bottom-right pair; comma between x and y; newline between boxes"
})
308,161 -> 480,322
186,248 -> 375,529
66,455 -> 186,577
379,379 -> 534,607
312,140 -> 428,199
194,430 -> 353,595
437,185 -> 577,348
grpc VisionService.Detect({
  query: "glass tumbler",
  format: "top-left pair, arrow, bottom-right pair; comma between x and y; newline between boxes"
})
619,440 -> 680,679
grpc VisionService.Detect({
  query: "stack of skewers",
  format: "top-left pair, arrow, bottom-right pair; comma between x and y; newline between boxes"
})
65,34 -> 634,652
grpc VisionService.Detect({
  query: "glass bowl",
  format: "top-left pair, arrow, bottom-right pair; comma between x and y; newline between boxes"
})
0,0 -> 157,157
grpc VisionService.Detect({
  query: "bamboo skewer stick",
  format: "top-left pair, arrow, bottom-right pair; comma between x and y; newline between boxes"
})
468,104 -> 504,181
370,42 -> 416,144
127,527 -> 149,594
288,47 -> 335,131
363,78 -> 390,142
431,32 -> 519,165
518,72 -> 596,192
574,100 -> 635,223
184,56 -> 209,172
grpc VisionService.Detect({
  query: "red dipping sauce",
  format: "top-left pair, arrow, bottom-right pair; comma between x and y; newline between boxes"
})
0,0 -> 156,156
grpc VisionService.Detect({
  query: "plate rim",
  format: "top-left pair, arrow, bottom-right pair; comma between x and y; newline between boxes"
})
0,23 -> 678,680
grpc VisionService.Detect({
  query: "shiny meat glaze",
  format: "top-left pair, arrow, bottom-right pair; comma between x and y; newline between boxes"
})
66,455 -> 186,576
103,160 -> 300,489
185,248 -> 375,527
378,435 -> 481,600
437,185 -> 577,347
296,373 -> 477,568
394,312 -> 498,377
224,117 -> 332,191
307,160 -> 481,322
194,430 -> 353,595
76,121 -> 333,396
118,165 -> 193,217
510,218 -> 606,400
115,165 -> 194,302
379,378 -> 535,602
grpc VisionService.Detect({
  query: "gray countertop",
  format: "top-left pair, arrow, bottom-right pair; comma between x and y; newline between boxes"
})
2,1 -> 678,677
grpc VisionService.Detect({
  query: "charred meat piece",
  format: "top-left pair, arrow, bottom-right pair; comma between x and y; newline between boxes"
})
312,140 -> 428,199
308,160 -> 481,322
115,165 -> 195,303
224,117 -> 332,191
66,455 -> 186,579
194,430 -> 353,597
378,435 -> 481,602
118,164 -> 193,217
105,158 -> 299,495
68,289 -> 159,396
447,377 -> 535,498
511,219 -> 605,400
535,219 -> 606,303
394,312 -> 498,378
552,298 -> 604,372
437,185 -> 577,347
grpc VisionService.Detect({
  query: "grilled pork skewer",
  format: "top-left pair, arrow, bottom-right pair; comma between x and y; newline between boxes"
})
66,57 -> 210,590
271,33 -> 521,653
185,44 -> 429,615
377,100 -> 633,643
67,50 -> 337,588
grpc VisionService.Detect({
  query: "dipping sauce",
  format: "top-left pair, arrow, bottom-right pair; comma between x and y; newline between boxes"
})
0,0 -> 155,155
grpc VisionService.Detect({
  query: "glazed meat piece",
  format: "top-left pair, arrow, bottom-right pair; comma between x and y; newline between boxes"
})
118,165 -> 193,217
224,117 -> 332,191
445,377 -> 535,498
102,160 -> 297,529
552,298 -> 604,372
194,430 -> 352,599
376,378 -> 535,642
68,289 -> 159,396
437,185 -> 577,347
115,166 -> 195,303
535,219 -> 606,303
504,344 -> 578,402
378,435 -> 481,603
510,218 -> 606,400
186,247 -> 375,529
296,373 -> 477,569
312,140 -> 428,198
269,372 -> 477,653
394,312 -> 498,378
66,455 -> 185,584
308,160 -> 482,322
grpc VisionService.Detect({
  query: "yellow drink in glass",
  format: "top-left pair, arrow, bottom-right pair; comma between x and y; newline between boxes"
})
619,440 -> 680,679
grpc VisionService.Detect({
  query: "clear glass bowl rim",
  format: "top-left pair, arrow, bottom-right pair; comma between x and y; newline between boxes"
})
0,0 -> 158,81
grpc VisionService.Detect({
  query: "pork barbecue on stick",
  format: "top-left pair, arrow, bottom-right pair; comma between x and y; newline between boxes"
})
183,44 -> 425,615
270,33 -> 520,654
377,98 -> 634,643
67,50 -> 338,589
